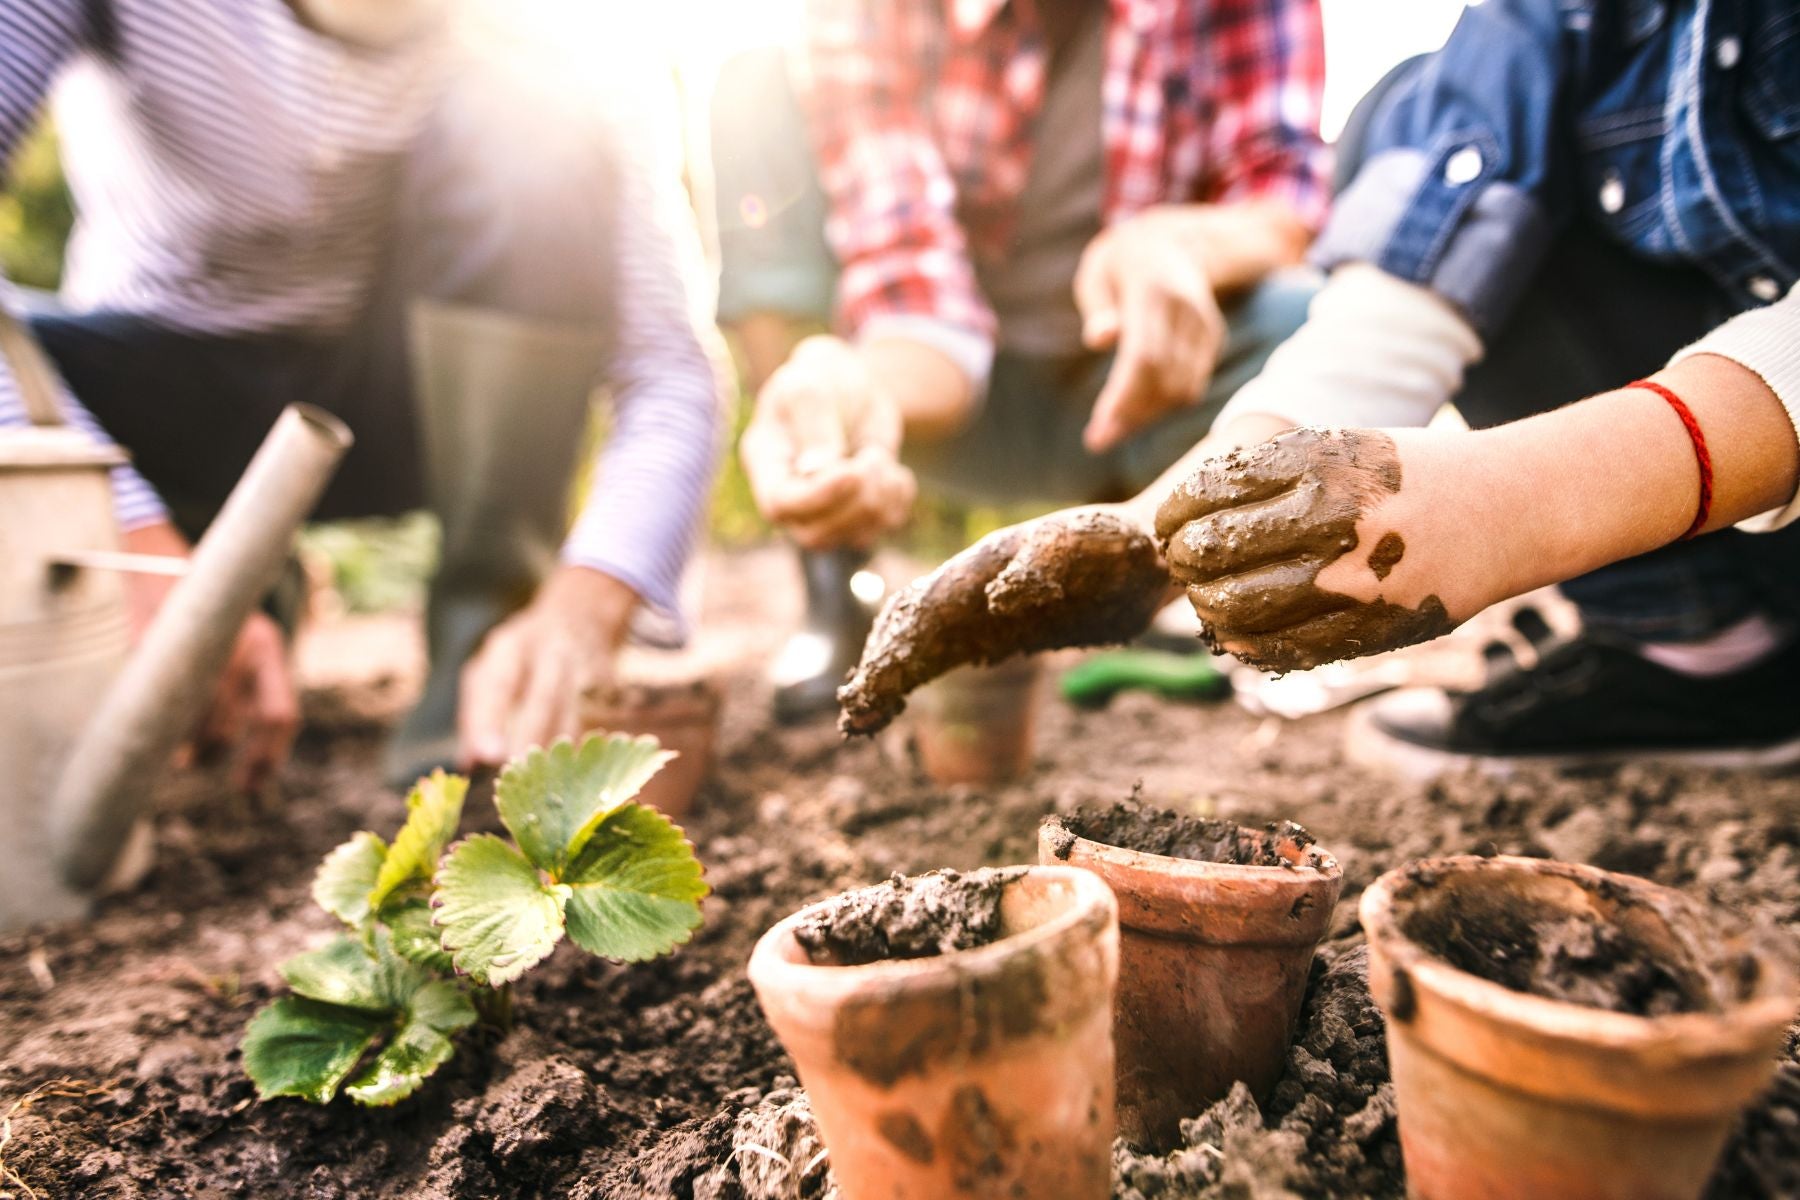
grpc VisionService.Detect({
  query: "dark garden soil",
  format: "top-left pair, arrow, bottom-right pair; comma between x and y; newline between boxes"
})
790,868 -> 1015,966
1046,801 -> 1325,870
1402,890 -> 1701,1017
2,549 -> 1797,1199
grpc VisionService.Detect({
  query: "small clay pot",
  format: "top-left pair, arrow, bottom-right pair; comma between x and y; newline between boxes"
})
909,656 -> 1042,786
1361,855 -> 1797,1200
747,866 -> 1119,1200
582,680 -> 720,819
1039,818 -> 1342,1146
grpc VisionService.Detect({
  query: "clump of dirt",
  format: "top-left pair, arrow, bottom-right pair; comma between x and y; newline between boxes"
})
1403,900 -> 1700,1016
1049,800 -> 1324,870
792,868 -> 1016,966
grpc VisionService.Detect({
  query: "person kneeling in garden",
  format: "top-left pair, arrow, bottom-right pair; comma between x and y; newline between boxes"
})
711,0 -> 1331,722
0,0 -> 722,791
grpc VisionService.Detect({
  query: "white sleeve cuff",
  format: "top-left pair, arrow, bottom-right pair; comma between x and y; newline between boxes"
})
1668,285 -> 1800,533
1212,264 -> 1484,434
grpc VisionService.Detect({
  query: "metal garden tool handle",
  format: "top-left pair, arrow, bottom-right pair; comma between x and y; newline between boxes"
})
0,303 -> 70,427
50,404 -> 354,889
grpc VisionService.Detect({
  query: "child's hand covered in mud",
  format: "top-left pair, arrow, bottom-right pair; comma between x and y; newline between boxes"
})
1154,427 -> 1491,673
837,509 -> 1169,734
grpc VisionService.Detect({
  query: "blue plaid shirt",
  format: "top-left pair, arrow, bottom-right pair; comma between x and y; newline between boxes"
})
1314,0 -> 1800,336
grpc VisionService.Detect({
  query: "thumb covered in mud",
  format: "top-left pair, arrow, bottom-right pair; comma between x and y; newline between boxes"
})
985,519 -> 1072,615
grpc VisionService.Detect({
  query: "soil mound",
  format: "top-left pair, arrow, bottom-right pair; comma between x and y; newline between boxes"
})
1406,902 -> 1699,1016
1051,800 -> 1322,870
791,868 -> 1015,966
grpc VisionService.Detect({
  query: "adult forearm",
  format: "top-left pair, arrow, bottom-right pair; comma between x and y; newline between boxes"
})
1145,201 -> 1312,294
860,334 -> 978,442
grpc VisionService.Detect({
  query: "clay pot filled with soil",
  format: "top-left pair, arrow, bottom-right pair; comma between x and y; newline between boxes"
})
909,656 -> 1042,786
1362,855 -> 1797,1200
748,866 -> 1119,1200
1040,803 -> 1342,1147
581,679 -> 720,818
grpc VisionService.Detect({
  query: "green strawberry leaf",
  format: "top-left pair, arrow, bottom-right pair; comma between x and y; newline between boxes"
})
434,834 -> 569,986
343,1021 -> 455,1107
281,932 -> 439,1009
280,935 -> 393,1011
241,996 -> 385,1104
382,896 -> 455,973
407,977 -> 479,1034
563,803 -> 708,963
312,832 -> 388,927
495,734 -> 675,874
341,981 -> 475,1107
371,770 -> 468,911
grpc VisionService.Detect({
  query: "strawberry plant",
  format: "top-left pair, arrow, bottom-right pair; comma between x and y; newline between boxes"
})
241,734 -> 707,1107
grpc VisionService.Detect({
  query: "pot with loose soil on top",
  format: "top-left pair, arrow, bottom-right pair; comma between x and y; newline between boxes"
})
1040,803 -> 1342,1147
1361,854 -> 1797,1200
909,656 -> 1043,786
747,866 -> 1119,1200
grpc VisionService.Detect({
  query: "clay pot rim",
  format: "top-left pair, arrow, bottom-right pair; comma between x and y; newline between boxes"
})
1041,816 -> 1342,881
585,679 -> 722,724
1040,823 -> 1341,945
747,865 -> 1116,1007
1361,854 -> 1797,1054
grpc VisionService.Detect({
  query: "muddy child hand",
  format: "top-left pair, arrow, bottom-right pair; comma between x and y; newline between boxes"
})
1153,427 -> 1466,673
837,509 -> 1169,734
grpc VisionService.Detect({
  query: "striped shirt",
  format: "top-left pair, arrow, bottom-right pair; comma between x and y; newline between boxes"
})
0,0 -> 721,632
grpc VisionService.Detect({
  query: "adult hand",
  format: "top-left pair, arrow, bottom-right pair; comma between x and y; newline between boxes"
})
1153,427 -> 1499,673
1075,211 -> 1227,454
458,565 -> 637,767
739,334 -> 917,550
838,507 -> 1170,734
123,521 -> 300,794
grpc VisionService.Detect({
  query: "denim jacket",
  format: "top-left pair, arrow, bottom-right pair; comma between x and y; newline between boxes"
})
1313,0 -> 1800,336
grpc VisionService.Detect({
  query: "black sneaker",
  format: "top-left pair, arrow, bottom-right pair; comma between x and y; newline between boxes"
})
1347,632 -> 1800,780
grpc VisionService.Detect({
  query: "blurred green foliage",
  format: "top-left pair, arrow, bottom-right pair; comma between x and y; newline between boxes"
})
1,123 -> 73,289
298,514 -> 440,615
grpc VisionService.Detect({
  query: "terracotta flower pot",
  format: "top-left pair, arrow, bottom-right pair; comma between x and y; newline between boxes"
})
910,657 -> 1042,786
1039,816 -> 1342,1147
747,866 -> 1120,1200
581,679 -> 720,819
1361,855 -> 1797,1200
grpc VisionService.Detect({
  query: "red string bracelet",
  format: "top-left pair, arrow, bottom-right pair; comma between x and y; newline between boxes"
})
1627,379 -> 1713,539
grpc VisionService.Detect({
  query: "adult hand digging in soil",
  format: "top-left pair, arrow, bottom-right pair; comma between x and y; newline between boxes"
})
836,509 -> 1169,734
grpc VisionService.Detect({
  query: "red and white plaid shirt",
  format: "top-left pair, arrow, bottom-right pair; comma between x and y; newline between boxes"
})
796,0 -> 1330,352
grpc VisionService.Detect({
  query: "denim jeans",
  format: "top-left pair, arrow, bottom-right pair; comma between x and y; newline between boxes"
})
23,56 -> 622,544
1340,56 -> 1800,643
713,46 -> 1316,508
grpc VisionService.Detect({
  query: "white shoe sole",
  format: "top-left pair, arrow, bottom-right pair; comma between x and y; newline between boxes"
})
1343,701 -> 1800,784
